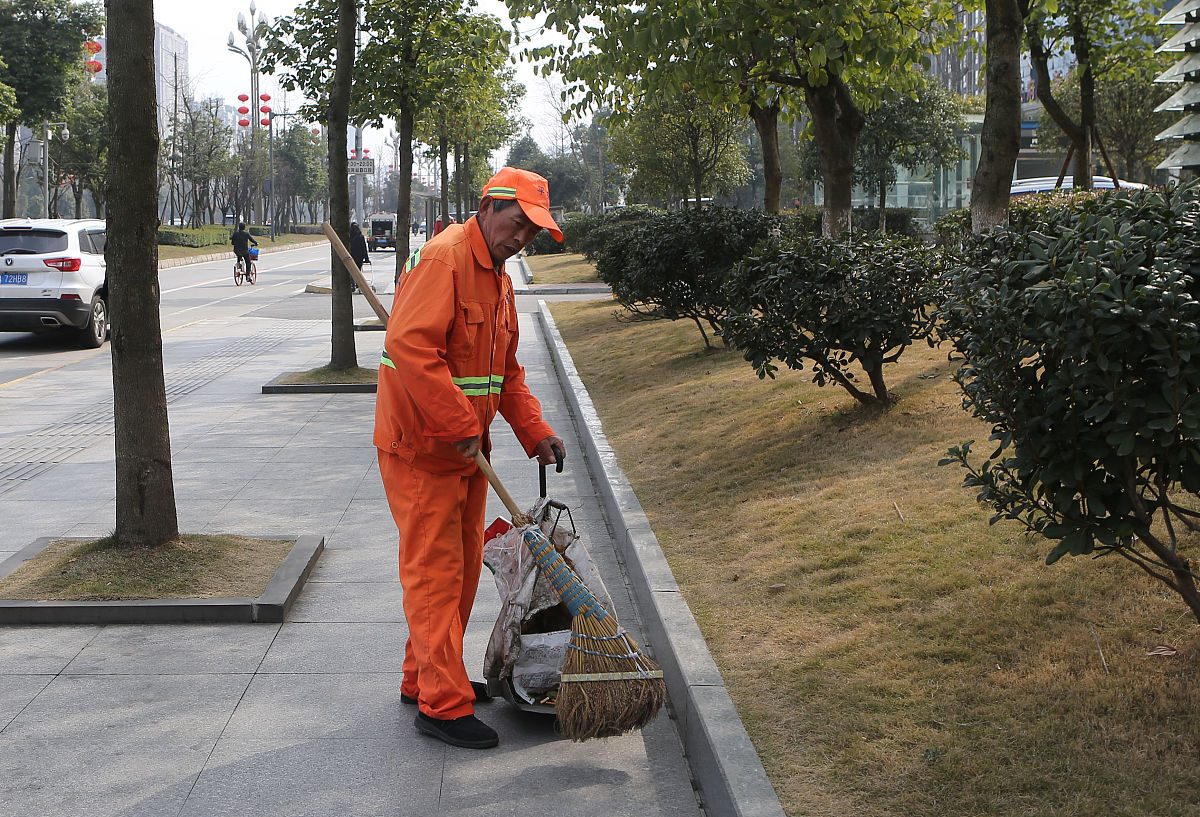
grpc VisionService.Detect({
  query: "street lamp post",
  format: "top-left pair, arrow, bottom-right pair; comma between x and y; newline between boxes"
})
41,121 -> 69,219
228,1 -> 267,224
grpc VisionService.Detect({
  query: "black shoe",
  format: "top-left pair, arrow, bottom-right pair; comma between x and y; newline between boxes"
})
415,712 -> 499,749
402,681 -> 491,706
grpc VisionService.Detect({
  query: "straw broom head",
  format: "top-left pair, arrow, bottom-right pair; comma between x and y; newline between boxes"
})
523,529 -> 666,741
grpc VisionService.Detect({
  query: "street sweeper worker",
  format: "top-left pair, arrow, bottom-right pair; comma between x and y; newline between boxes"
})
374,166 -> 566,750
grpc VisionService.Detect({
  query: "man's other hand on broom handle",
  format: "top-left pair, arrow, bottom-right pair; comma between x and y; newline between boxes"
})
534,436 -> 565,468
454,436 -> 481,458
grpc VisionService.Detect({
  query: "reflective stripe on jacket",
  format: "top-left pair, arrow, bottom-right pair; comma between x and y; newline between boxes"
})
373,217 -> 553,475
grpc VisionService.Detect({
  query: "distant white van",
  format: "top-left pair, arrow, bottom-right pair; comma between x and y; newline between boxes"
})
1010,176 -> 1150,196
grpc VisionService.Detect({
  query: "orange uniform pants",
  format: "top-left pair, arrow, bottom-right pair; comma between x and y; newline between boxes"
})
379,450 -> 488,720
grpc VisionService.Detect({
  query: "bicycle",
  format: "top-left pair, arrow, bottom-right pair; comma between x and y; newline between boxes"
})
233,255 -> 257,286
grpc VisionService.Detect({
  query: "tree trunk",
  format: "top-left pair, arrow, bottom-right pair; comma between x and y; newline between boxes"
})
878,183 -> 887,233
1027,14 -> 1088,189
3,123 -> 15,217
748,101 -> 781,212
394,105 -> 414,282
327,0 -> 357,370
971,0 -> 1025,232
438,133 -> 450,225
453,142 -> 463,220
462,140 -> 472,215
106,0 -> 179,548
805,77 -> 864,237
1072,11 -> 1094,189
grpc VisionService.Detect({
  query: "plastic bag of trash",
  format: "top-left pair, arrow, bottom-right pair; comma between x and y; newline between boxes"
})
482,498 -> 612,706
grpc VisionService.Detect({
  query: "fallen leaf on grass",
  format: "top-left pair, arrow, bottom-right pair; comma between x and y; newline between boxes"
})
1147,646 -> 1178,657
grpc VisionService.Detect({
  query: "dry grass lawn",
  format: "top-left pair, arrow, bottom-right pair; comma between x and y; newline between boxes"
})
279,365 -> 378,385
548,297 -> 1200,817
0,534 -> 295,600
524,252 -> 602,285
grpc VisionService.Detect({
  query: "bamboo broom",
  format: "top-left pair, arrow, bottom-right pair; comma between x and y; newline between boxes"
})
474,451 -> 666,741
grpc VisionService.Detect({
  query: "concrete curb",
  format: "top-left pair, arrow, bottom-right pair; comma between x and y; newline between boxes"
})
158,239 -> 327,270
261,374 -> 377,395
536,302 -> 786,817
0,534 -> 324,625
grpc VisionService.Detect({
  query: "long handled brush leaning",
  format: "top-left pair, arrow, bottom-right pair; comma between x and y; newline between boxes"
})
475,451 -> 666,741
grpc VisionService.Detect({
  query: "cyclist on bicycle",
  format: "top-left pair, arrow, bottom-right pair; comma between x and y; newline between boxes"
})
230,223 -> 258,271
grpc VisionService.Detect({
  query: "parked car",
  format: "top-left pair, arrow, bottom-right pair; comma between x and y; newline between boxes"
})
1010,176 -> 1150,197
0,218 -> 108,348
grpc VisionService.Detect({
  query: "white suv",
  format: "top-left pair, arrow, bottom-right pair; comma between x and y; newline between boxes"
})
0,218 -> 108,348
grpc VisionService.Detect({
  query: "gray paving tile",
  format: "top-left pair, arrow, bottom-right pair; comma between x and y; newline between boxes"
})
221,672 -> 407,740
307,544 -> 397,582
63,624 -> 279,675
0,674 -> 251,817
284,580 -> 407,623
259,622 -> 406,674
179,737 -> 443,817
0,674 -> 52,727
0,625 -> 100,674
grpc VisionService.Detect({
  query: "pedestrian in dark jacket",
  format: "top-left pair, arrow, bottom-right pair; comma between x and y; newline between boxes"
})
349,222 -> 369,292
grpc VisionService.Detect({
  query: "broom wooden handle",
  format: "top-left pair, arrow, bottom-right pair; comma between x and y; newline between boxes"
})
320,221 -> 391,323
474,451 -> 533,525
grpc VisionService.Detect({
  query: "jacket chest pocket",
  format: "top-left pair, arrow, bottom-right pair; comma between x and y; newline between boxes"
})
449,301 -> 487,362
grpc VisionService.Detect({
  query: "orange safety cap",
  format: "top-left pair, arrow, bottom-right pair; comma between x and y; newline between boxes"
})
481,166 -> 563,242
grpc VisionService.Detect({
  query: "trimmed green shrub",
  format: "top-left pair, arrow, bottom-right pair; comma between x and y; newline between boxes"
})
156,226 -> 229,248
723,234 -> 944,405
524,229 -> 564,256
938,182 -> 1200,623
933,209 -> 971,250
249,225 -> 270,237
594,207 -> 784,349
562,205 -> 664,258
851,207 -> 921,238
779,206 -> 824,237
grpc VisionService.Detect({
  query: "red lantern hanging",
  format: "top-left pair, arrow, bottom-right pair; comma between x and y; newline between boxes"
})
311,128 -> 320,135
260,118 -> 269,126
85,40 -> 102,54
237,93 -> 249,102
363,149 -> 370,155
259,93 -> 271,102
238,118 -> 250,127
84,60 -> 102,74
237,106 -> 250,114
260,105 -> 271,113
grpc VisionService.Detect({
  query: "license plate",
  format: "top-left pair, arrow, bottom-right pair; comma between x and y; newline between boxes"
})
0,272 -> 27,285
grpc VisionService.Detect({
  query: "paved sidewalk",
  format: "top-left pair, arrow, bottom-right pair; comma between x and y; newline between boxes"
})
0,307 -> 701,816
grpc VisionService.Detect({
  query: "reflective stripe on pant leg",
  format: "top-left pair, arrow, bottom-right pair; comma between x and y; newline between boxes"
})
378,450 -> 476,720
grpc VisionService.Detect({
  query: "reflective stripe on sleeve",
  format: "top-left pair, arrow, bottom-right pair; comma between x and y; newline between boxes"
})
401,249 -> 422,276
380,350 -> 396,370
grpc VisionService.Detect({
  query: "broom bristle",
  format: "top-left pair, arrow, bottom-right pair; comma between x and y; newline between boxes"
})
521,527 -> 666,741
556,606 -> 666,741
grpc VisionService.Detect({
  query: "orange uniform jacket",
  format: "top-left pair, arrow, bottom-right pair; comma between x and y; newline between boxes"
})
374,217 -> 554,473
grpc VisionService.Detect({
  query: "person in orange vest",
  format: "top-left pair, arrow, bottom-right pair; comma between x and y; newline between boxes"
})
374,167 -> 565,749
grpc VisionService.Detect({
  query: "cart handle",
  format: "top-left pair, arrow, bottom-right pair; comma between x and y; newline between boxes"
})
539,443 -> 565,499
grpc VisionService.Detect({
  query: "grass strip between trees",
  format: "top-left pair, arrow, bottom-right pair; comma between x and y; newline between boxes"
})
278,365 -> 378,385
547,297 -> 1200,817
0,534 -> 296,601
524,252 -> 602,285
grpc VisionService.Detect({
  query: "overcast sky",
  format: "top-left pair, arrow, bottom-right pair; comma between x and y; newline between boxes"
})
152,0 -> 567,166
